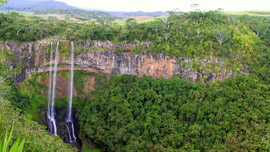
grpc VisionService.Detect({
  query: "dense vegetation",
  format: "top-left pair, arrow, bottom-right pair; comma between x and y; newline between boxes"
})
78,46 -> 270,151
0,12 -> 67,41
0,100 -> 75,152
237,15 -> 270,46
11,71 -> 92,122
0,49 -> 76,152
0,11 -> 267,57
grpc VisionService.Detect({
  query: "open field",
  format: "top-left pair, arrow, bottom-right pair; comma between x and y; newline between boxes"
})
132,16 -> 153,20
226,10 -> 270,17
15,11 -> 35,15
23,13 -> 80,21
114,16 -> 160,25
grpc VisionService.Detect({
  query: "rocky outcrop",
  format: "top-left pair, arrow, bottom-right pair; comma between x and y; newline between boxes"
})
0,40 -> 248,83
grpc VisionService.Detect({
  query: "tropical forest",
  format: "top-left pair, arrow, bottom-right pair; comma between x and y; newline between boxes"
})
0,0 -> 270,151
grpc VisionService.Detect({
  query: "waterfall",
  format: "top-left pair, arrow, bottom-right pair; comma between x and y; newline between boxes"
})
47,41 -> 77,141
47,41 -> 59,135
67,41 -> 74,122
47,42 -> 54,135
66,41 -> 77,142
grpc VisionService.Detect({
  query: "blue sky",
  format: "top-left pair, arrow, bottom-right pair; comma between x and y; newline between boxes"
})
57,0 -> 270,12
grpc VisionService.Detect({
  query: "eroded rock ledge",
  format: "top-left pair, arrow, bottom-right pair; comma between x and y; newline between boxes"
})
0,40 -> 248,83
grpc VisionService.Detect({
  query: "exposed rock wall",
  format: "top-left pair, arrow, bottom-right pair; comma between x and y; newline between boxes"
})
0,40 -> 248,83
37,73 -> 95,98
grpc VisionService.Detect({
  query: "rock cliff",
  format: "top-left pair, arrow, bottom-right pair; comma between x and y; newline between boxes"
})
0,40 -> 248,83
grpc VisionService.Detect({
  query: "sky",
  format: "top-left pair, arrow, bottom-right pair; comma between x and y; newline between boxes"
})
56,0 -> 270,12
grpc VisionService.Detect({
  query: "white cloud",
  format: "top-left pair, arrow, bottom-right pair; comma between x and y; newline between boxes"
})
56,0 -> 270,12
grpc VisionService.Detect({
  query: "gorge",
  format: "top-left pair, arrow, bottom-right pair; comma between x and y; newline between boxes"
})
0,3 -> 270,151
0,39 -> 250,149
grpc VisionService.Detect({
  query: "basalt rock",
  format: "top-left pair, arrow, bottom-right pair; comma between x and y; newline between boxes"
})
0,40 -> 248,83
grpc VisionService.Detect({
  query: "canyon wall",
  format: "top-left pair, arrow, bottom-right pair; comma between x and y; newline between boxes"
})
0,40 -> 248,83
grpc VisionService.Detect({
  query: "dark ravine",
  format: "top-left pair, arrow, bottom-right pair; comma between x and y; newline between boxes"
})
0,40 -> 249,84
38,104 -> 82,150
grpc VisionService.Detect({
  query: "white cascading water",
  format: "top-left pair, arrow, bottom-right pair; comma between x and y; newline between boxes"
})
66,41 -> 77,142
47,42 -> 54,135
47,41 -> 59,135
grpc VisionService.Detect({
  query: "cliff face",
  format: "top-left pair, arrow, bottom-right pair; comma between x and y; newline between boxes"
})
0,40 -> 248,83
36,73 -> 95,98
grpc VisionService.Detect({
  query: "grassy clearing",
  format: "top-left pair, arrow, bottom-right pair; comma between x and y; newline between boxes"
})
226,10 -> 270,17
114,16 -> 160,25
23,13 -> 80,21
15,11 -> 34,15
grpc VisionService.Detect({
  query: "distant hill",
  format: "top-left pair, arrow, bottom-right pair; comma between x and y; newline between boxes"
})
0,0 -> 118,22
109,11 -> 166,18
0,0 -> 166,22
0,0 -> 76,11
34,8 -> 117,21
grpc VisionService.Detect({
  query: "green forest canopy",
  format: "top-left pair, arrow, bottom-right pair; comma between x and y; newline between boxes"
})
78,51 -> 270,151
0,11 -> 269,56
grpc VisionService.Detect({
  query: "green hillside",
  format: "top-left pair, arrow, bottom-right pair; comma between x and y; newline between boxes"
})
0,100 -> 75,152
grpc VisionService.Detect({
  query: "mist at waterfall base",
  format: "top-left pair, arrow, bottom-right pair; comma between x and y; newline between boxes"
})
46,41 -> 77,143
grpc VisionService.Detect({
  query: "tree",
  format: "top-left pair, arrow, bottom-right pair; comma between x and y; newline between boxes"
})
163,33 -> 171,43
148,20 -> 162,34
125,18 -> 137,30
212,28 -> 230,46
88,24 -> 99,40
160,16 -> 170,30
120,29 -> 129,41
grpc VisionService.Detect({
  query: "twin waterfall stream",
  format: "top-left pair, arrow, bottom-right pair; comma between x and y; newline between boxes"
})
47,41 -> 76,143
